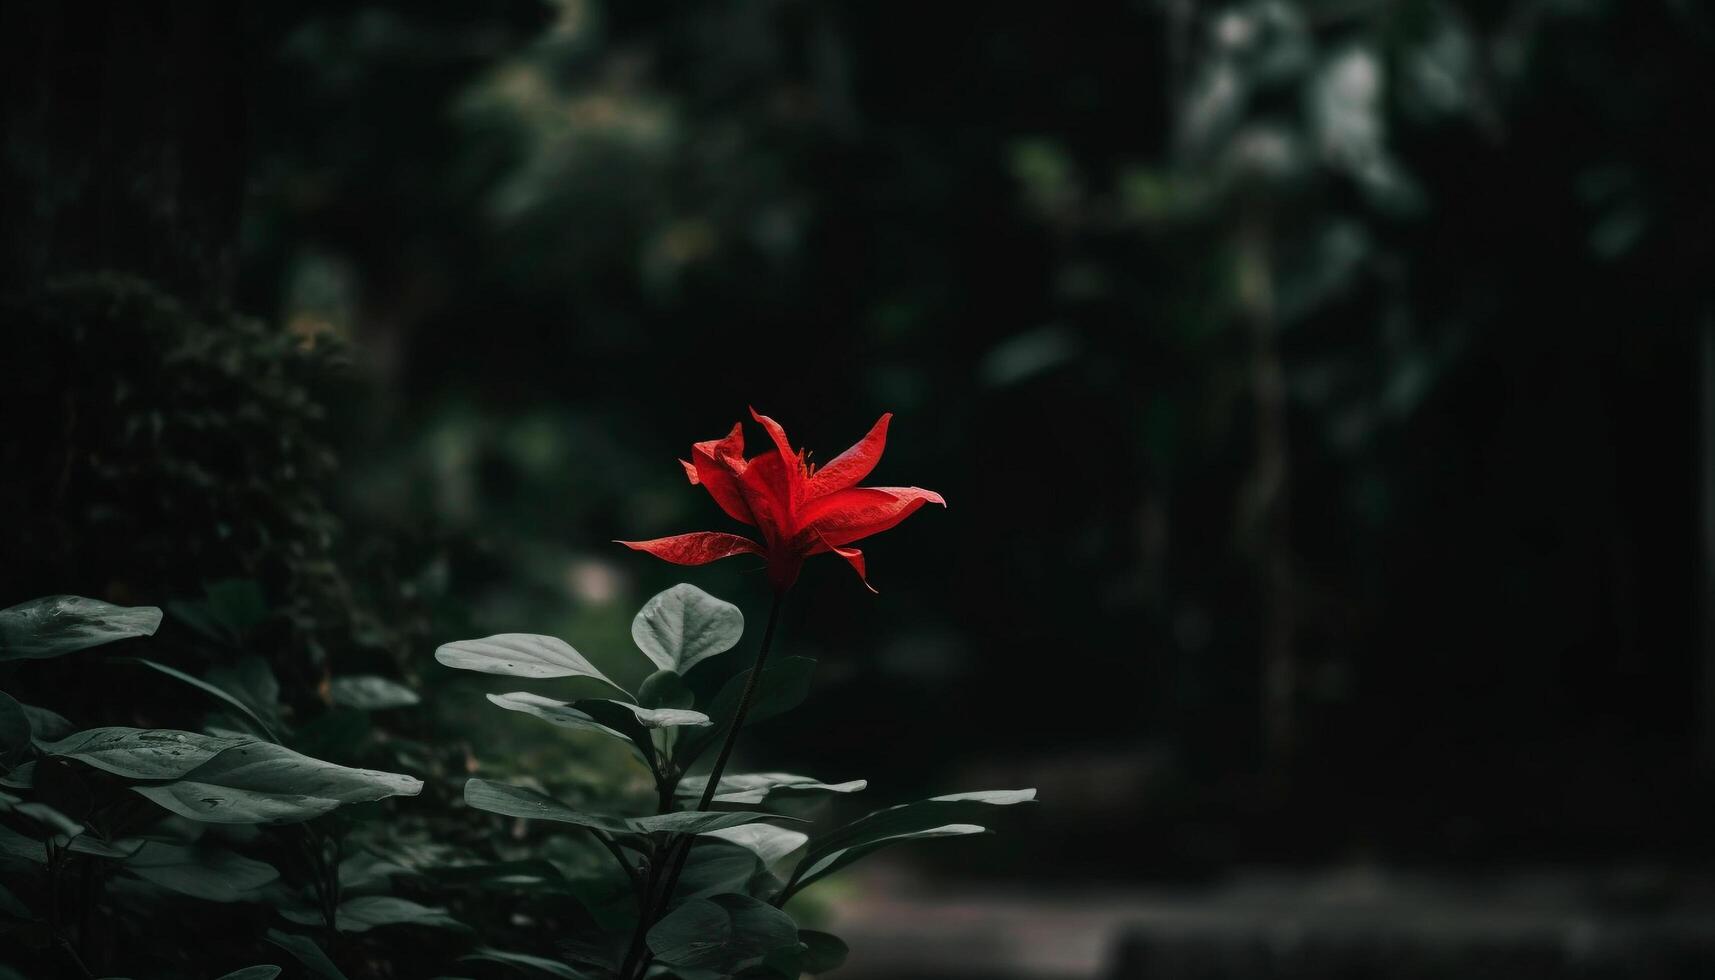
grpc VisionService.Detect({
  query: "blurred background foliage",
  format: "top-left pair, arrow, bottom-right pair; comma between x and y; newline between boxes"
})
3,0 -> 1714,972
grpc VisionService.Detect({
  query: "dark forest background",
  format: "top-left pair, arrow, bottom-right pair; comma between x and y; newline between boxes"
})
3,0 -> 1714,975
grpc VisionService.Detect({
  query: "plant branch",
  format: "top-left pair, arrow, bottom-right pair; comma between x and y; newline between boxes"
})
620,589 -> 786,979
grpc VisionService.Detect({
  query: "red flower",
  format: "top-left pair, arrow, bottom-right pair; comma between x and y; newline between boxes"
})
619,409 -> 945,592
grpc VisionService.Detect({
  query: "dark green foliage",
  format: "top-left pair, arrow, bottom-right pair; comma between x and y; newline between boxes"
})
437,582 -> 1033,979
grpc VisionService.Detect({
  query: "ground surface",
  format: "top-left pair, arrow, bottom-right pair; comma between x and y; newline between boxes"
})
827,863 -> 1715,979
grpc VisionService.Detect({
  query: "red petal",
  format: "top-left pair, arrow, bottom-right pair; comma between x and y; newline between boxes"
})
749,407 -> 797,464
688,423 -> 753,525
680,458 -> 700,484
813,528 -> 876,593
804,486 -> 946,547
616,532 -> 764,566
808,413 -> 891,499
735,444 -> 795,542
748,407 -> 806,508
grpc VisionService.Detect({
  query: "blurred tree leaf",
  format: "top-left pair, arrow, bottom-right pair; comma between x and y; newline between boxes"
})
123,841 -> 279,902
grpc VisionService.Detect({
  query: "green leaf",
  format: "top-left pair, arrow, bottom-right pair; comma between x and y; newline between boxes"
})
63,833 -> 141,859
119,659 -> 280,741
576,698 -> 709,730
812,789 -> 1036,856
631,584 -> 744,674
264,929 -> 349,980
0,880 -> 30,919
674,840 -> 765,901
462,779 -> 629,834
798,930 -> 849,974
205,656 -> 282,723
123,841 -> 278,901
787,824 -> 986,898
168,580 -> 268,644
283,895 -> 467,934
0,692 -> 30,770
638,669 -> 694,710
484,693 -> 650,768
629,811 -> 800,835
648,894 -> 798,971
0,823 -> 46,863
16,800 -> 83,837
19,703 -> 74,744
0,761 -> 32,789
646,897 -> 731,968
701,824 -> 808,866
43,727 -> 245,779
0,596 -> 162,661
426,858 -> 569,892
782,788 -> 1036,898
328,675 -> 419,711
459,947 -> 594,979
132,740 -> 422,824
679,658 -> 817,764
676,772 -> 867,805
436,633 -> 627,695
213,968 -> 282,980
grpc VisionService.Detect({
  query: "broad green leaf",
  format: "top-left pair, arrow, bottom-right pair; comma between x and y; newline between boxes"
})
0,692 -> 29,769
0,596 -> 162,661
120,659 -> 279,740
648,893 -> 797,971
673,840 -> 766,901
16,800 -> 82,837
133,741 -> 422,824
0,761 -> 34,788
631,584 -> 744,674
638,669 -> 694,710
702,824 -> 808,865
678,657 -> 817,763
787,824 -> 986,898
462,779 -> 629,834
677,772 -> 867,805
43,727 -> 245,779
337,852 -> 414,891
629,811 -> 800,835
741,944 -> 805,979
0,880 -> 29,918
577,699 -> 709,730
123,841 -> 278,901
0,808 -> 136,860
436,633 -> 626,695
646,897 -> 730,968
63,833 -> 141,859
328,675 -> 419,711
168,580 -> 267,644
205,655 -> 281,723
459,947 -> 594,978
19,703 -> 74,744
264,929 -> 349,980
798,930 -> 849,974
0,823 -> 46,863
214,968 -> 282,980
484,693 -> 649,767
283,895 -> 466,934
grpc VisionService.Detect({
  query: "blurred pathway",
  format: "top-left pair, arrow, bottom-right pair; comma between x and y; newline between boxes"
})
826,863 -> 1715,980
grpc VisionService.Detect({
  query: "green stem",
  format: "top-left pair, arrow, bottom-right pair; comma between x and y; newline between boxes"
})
621,590 -> 786,980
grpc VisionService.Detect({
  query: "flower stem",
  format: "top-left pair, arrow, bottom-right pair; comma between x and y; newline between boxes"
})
621,589 -> 786,979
